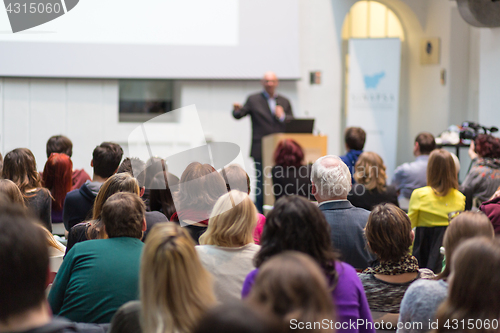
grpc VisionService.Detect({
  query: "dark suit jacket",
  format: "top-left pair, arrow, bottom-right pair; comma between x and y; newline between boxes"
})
319,200 -> 376,270
233,92 -> 293,159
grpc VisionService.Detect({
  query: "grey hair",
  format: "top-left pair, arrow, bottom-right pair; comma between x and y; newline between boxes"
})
311,155 -> 352,199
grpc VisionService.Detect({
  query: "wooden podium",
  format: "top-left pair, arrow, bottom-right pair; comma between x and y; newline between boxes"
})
261,133 -> 328,208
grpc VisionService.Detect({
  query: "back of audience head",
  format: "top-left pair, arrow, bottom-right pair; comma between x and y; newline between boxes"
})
117,157 -> 146,189
87,173 -> 140,239
0,202 -> 48,325
176,162 -> 227,213
0,179 -> 26,207
434,237 -> 500,333
248,251 -> 334,332
149,171 -> 177,220
144,157 -> 166,188
46,135 -> 73,158
273,139 -> 304,168
256,195 -> 337,277
221,164 -> 250,194
3,148 -> 42,194
354,152 -> 387,192
415,132 -> 436,155
427,149 -> 458,196
42,153 -> 73,211
474,134 -> 500,159
199,190 -> 257,247
366,203 -> 412,262
311,155 -> 351,201
92,142 -> 123,179
101,192 -> 145,239
141,222 -> 216,333
438,211 -> 494,280
194,301 -> 284,333
345,127 -> 366,151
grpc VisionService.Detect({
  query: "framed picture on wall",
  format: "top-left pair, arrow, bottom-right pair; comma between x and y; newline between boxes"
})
420,38 -> 440,65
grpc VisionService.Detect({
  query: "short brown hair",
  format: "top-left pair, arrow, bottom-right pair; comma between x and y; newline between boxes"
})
427,149 -> 458,196
415,132 -> 436,155
46,135 -> 73,158
365,203 -> 413,262
101,192 -> 145,239
92,142 -> 124,179
345,127 -> 366,151
220,164 -> 250,194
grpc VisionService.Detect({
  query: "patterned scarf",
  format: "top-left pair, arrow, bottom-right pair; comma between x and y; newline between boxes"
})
363,254 -> 419,275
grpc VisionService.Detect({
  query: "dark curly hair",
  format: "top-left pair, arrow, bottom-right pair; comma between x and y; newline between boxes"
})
475,134 -> 500,159
255,195 -> 338,282
273,139 -> 304,167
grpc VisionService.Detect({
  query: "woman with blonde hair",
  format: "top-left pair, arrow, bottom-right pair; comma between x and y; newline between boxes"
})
433,237 -> 500,333
397,212 -> 494,333
247,251 -> 334,333
66,173 -> 140,254
197,190 -> 260,302
349,152 -> 399,210
0,179 -> 26,207
109,222 -> 216,333
409,149 -> 465,273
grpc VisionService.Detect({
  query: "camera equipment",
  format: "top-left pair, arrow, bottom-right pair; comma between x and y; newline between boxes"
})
459,121 -> 498,141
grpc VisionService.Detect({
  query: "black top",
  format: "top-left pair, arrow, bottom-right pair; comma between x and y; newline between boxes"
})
271,164 -> 313,201
25,188 -> 52,232
183,224 -> 207,245
15,317 -> 108,333
63,182 -> 99,232
348,185 -> 399,211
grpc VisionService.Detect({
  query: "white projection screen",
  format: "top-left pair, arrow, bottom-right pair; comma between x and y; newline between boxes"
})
0,0 -> 300,79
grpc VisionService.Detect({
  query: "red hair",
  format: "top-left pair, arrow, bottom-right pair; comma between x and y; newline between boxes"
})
273,139 -> 304,167
43,153 -> 73,211
475,134 -> 500,159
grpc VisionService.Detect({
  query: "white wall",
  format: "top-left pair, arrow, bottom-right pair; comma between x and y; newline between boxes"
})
479,28 -> 500,129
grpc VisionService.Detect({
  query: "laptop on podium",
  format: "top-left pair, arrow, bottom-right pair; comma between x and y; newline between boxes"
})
284,118 -> 315,134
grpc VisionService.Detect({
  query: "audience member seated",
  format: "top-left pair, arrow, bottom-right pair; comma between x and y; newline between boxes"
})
397,211 -> 494,333
49,192 -> 146,323
36,224 -> 66,291
194,301 -> 283,333
3,148 -> 52,231
148,171 -> 177,220
247,252 -> 334,333
197,191 -> 260,303
66,173 -> 141,254
43,153 -> 73,225
340,127 -> 366,182
46,135 -> 91,190
433,237 -> 500,333
409,149 -> 465,273
479,186 -> 500,234
109,222 -> 216,333
242,196 -> 375,333
170,162 -> 227,244
349,152 -> 399,210
271,139 -> 312,201
460,134 -> 500,210
117,157 -> 168,240
358,204 -> 434,322
391,132 -> 435,209
311,155 -> 376,270
0,202 -> 107,333
142,156 -> 180,210
63,142 -> 123,232
0,178 -> 26,207
220,164 -> 266,244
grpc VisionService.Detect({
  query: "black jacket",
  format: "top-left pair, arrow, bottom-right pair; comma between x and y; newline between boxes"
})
233,92 -> 293,159
63,182 -> 99,231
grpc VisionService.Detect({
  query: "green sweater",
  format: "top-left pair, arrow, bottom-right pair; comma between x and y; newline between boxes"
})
48,237 -> 144,323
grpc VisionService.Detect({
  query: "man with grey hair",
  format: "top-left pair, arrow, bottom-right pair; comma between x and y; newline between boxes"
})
311,155 -> 375,270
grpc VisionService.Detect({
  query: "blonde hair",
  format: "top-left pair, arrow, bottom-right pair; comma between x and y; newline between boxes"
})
354,152 -> 387,192
0,179 -> 26,207
199,191 -> 257,247
36,223 -> 65,252
141,223 -> 216,333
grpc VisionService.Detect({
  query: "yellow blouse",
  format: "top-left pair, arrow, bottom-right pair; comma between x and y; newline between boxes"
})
408,186 -> 466,228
